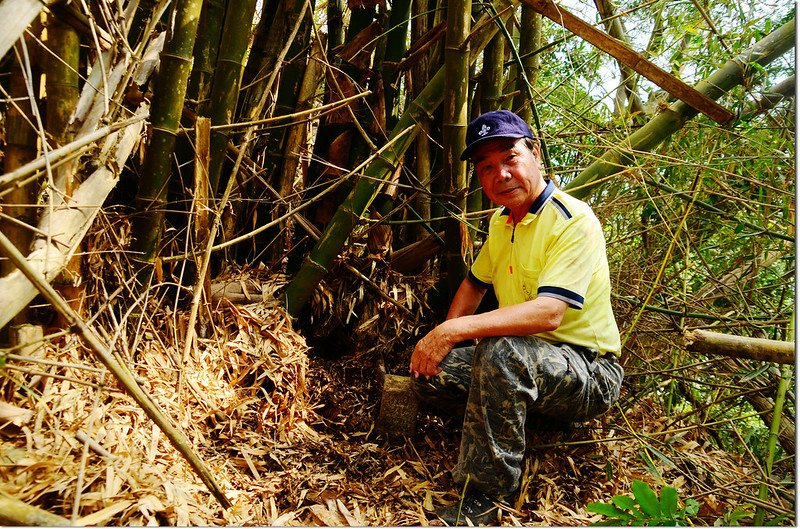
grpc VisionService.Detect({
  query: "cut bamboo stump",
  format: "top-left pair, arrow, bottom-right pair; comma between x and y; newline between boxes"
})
684,329 -> 794,365
377,374 -> 419,436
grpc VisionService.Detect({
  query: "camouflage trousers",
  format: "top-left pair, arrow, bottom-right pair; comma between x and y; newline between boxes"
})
413,336 -> 624,497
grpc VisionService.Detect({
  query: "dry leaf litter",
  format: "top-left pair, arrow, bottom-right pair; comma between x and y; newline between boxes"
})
0,212 -> 793,526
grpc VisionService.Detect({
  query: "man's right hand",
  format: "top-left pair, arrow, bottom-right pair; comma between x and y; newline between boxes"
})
409,322 -> 456,379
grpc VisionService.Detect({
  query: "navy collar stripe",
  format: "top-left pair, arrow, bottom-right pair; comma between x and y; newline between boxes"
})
500,179 -> 557,218
551,197 -> 572,219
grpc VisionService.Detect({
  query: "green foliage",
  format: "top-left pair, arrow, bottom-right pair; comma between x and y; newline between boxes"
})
587,480 -> 699,526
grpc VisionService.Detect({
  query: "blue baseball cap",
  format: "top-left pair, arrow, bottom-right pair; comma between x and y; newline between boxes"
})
460,110 -> 534,161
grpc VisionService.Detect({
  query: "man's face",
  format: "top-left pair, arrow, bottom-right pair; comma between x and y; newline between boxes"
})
472,137 -> 544,218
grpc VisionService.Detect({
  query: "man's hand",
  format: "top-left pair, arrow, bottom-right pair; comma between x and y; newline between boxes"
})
409,322 -> 456,379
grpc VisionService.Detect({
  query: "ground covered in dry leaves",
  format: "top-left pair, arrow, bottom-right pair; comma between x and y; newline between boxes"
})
0,264 -> 790,525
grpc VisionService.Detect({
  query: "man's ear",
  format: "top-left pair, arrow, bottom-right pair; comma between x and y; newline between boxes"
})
530,141 -> 541,159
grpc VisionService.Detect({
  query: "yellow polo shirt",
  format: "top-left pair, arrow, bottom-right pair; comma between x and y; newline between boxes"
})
469,180 -> 621,355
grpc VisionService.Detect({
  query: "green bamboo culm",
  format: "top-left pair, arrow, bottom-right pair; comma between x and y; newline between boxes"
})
483,1 -> 551,175
754,303 -> 794,526
382,0 -> 413,131
442,0 -> 472,299
564,18 -> 795,199
130,0 -> 204,285
511,5 -> 541,123
188,0 -> 227,114
754,361 -> 793,525
480,32 -> 505,113
45,17 -> 80,146
206,0 -> 259,195
284,0 -> 515,316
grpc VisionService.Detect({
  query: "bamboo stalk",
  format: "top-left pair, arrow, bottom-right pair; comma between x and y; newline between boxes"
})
754,363 -> 793,525
739,74 -> 795,121
188,0 -> 226,114
0,36 -> 39,286
382,0 -> 413,130
0,229 -> 231,509
206,0 -> 258,194
564,18 -> 795,199
0,490 -> 71,526
284,0 -> 516,316
442,0 -> 472,298
685,329 -> 795,365
129,0 -> 204,285
512,5 -> 542,120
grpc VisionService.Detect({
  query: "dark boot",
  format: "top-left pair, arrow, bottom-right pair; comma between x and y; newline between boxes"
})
435,490 -> 500,526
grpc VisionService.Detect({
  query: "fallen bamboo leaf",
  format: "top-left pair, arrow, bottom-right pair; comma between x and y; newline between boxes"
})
75,500 -> 134,526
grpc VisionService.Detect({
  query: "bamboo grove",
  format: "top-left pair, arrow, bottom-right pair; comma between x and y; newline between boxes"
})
0,0 -> 796,524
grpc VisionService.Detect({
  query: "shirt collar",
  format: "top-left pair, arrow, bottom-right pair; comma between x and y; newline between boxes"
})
500,179 -> 555,221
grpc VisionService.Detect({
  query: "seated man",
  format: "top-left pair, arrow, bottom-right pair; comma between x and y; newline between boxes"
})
410,110 -> 624,525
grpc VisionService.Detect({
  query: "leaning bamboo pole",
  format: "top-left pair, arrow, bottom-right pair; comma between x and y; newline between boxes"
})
564,18 -> 795,199
0,229 -> 231,510
684,329 -> 794,365
0,111 -> 147,329
284,0 -> 516,316
0,490 -> 70,526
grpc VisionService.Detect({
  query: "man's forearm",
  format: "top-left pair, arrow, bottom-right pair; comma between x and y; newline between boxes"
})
446,278 -> 487,320
443,297 -> 567,344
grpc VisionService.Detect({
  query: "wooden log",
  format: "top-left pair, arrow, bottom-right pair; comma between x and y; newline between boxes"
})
684,329 -> 794,365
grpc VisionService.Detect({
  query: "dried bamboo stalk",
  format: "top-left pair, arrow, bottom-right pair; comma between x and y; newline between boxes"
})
685,329 -> 794,365
0,110 -> 147,329
0,229 -> 231,509
0,0 -> 54,61
0,490 -> 71,526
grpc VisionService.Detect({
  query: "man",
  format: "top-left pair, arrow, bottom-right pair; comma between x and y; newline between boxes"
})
410,110 -> 624,525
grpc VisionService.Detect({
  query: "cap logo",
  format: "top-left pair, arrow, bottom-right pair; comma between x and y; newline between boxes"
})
478,124 -> 491,137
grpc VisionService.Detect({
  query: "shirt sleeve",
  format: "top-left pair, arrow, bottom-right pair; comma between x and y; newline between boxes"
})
470,238 -> 494,287
537,212 -> 603,309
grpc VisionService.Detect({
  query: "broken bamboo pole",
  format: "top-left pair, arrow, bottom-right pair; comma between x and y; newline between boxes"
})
524,0 -> 734,124
684,329 -> 794,365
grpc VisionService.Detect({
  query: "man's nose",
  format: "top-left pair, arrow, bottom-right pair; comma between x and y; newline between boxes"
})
496,165 -> 511,182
